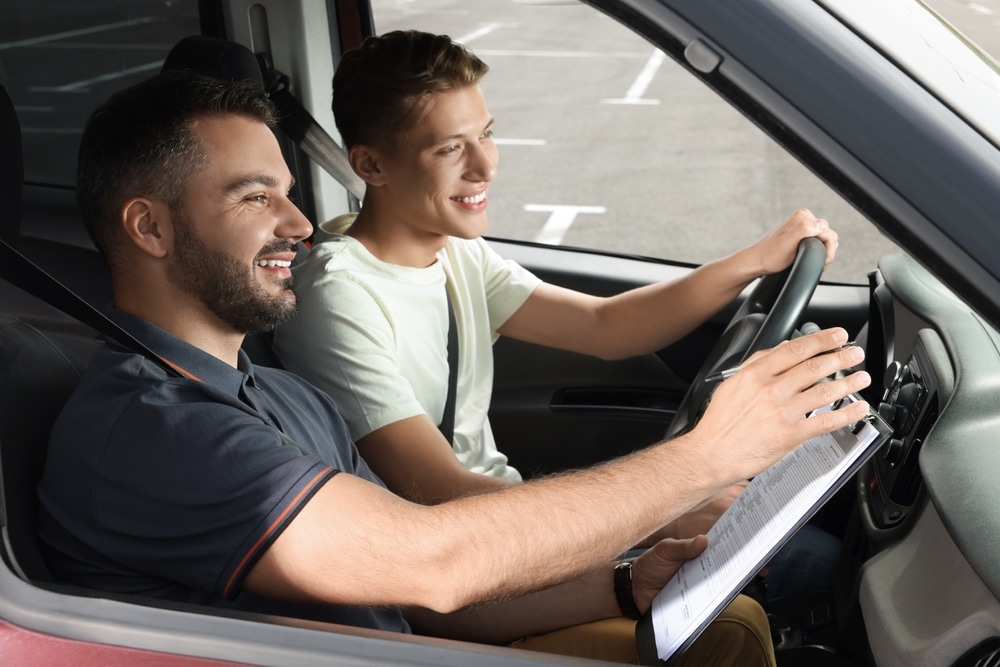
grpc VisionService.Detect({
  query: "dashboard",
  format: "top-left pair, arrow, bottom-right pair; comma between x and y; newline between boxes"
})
853,252 -> 1000,666
860,260 -> 953,535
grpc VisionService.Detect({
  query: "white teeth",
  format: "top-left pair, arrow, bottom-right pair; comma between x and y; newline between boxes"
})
256,259 -> 292,268
456,192 -> 486,204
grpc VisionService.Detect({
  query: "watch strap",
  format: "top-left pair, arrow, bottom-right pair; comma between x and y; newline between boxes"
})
613,560 -> 642,620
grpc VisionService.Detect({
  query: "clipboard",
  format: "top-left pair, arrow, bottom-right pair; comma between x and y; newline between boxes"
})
636,395 -> 891,666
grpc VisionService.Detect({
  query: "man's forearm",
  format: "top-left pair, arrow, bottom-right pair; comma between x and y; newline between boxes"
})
404,563 -> 620,644
430,435 -> 718,611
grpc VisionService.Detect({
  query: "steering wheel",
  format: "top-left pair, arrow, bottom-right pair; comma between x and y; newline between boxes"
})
664,237 -> 827,439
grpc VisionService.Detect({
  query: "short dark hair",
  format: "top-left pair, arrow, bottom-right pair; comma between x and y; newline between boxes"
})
332,30 -> 489,151
76,70 -> 278,269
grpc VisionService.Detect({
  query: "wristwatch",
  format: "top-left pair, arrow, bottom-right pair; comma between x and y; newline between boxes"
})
613,560 -> 642,620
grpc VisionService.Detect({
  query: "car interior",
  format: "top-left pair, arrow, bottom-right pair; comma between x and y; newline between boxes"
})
2,0 -> 1000,665
0,42 -> 885,667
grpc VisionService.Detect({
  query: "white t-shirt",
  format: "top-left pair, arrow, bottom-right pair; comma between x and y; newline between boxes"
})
273,215 -> 541,482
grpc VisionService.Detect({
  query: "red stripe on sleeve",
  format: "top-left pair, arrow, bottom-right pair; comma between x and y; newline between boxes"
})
223,466 -> 334,598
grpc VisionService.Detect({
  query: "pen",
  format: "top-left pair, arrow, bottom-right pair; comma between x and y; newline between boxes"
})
703,341 -> 857,383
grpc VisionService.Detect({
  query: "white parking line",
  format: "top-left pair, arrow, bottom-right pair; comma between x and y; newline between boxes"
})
31,61 -> 163,93
455,22 -> 509,44
602,49 -> 665,105
387,0 -> 470,17
526,204 -> 606,245
0,17 -> 159,50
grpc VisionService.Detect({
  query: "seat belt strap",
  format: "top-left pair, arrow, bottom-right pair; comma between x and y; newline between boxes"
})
259,65 -> 367,201
438,292 -> 459,446
0,239 -> 183,379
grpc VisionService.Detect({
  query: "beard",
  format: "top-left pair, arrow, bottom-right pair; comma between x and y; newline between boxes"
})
167,212 -> 299,335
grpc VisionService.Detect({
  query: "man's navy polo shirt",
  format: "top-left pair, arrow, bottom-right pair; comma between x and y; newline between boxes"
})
38,309 -> 408,633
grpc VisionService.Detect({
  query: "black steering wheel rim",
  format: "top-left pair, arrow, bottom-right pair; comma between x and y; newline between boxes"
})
664,237 -> 827,439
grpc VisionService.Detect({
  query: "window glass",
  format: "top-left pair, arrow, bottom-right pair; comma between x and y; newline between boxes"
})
1,1 -> 201,187
370,0 -> 901,284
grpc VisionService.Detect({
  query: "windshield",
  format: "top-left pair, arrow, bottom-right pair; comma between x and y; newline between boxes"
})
821,0 -> 1000,147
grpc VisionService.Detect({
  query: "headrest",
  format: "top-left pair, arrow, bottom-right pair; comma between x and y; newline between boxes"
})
0,77 -> 23,245
162,35 -> 264,84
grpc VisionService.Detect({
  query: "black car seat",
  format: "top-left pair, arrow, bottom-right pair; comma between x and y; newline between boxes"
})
0,80 -> 85,584
0,316 -> 85,583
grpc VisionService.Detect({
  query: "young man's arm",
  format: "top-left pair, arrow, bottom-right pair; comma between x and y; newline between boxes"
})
242,330 -> 869,619
499,209 -> 838,360
356,414 -> 510,504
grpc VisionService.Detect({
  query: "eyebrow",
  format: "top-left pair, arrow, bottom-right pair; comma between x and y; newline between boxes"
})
221,174 -> 295,195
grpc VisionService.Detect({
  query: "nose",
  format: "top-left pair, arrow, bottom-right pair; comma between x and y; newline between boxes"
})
276,195 -> 314,244
466,140 -> 498,183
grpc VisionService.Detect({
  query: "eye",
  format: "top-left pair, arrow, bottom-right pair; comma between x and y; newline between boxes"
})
482,128 -> 494,140
440,144 -> 460,155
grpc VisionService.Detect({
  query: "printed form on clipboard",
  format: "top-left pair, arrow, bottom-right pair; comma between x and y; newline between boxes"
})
636,394 -> 891,666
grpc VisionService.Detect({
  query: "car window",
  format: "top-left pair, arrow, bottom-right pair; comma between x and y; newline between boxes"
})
369,0 -> 901,284
1,1 -> 201,189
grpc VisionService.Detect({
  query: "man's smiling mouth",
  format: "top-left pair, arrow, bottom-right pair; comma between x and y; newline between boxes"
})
453,192 -> 486,204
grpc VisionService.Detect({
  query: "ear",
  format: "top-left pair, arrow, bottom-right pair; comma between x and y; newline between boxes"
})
121,198 -> 172,259
349,144 -> 389,187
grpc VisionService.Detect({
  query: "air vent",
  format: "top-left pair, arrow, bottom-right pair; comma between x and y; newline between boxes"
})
888,400 -> 937,506
953,637 -> 1000,667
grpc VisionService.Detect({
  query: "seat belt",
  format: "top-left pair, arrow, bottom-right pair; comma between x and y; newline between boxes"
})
438,293 -> 458,446
0,239 -> 183,379
258,58 -> 367,201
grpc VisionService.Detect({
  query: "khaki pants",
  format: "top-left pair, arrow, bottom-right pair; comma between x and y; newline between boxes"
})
511,594 -> 775,666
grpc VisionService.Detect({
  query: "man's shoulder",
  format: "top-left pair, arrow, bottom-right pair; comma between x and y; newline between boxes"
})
53,344 -> 215,432
250,363 -> 351,427
444,236 -> 534,288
